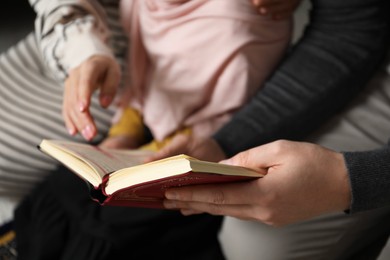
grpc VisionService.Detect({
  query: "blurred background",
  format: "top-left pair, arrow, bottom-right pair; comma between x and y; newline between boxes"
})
0,1 -> 35,52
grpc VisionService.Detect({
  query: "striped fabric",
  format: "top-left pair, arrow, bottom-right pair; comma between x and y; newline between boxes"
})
29,0 -> 126,80
0,0 -> 127,221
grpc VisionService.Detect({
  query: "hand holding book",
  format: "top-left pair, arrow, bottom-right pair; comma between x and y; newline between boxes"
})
163,140 -> 352,227
38,139 -> 263,209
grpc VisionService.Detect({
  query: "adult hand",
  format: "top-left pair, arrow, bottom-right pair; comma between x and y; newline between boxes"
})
164,140 -> 352,227
63,55 -> 121,140
252,0 -> 302,20
146,134 -> 227,163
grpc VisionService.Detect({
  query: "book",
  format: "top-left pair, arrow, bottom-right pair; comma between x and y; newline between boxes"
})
38,139 -> 263,208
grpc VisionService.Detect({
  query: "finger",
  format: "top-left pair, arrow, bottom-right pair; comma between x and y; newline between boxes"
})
145,134 -> 189,162
179,209 -> 204,216
78,59 -> 102,113
221,140 -> 289,170
165,181 -> 261,205
66,68 -> 97,140
63,112 -> 76,136
100,61 -> 121,108
255,5 -> 274,16
252,0 -> 260,6
68,105 -> 97,141
255,1 -> 291,15
253,0 -> 281,7
166,200 -> 256,220
262,4 -> 296,17
63,71 -> 80,135
63,103 -> 77,136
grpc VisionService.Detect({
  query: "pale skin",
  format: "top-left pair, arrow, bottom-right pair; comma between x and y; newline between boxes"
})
63,55 -> 121,141
162,140 -> 352,227
146,134 -> 227,163
63,0 -> 301,143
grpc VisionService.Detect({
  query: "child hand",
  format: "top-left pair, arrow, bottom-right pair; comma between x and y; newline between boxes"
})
252,0 -> 302,20
99,135 -> 140,149
63,55 -> 121,140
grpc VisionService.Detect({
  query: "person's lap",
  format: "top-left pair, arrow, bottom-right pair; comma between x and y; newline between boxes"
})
220,207 -> 390,260
15,166 -> 224,260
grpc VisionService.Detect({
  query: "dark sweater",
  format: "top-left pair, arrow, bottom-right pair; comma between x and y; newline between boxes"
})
213,0 -> 390,213
344,144 -> 390,213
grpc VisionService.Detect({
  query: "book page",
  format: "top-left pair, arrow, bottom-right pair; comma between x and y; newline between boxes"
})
51,141 -> 155,178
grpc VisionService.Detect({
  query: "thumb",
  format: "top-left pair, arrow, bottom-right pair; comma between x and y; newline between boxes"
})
221,141 -> 284,171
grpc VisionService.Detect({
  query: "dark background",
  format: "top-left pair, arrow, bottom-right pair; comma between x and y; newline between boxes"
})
0,1 -> 35,52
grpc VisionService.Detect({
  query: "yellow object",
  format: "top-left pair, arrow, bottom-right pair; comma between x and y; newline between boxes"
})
109,106 -> 192,151
108,107 -> 144,142
0,230 -> 15,246
140,127 -> 192,151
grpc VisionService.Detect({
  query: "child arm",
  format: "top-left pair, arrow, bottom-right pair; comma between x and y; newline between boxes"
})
28,0 -> 122,140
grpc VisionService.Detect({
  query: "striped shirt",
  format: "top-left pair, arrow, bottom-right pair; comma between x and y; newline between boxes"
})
0,0 -> 127,222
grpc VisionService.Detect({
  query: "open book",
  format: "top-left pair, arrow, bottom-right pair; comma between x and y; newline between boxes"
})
38,139 -> 263,208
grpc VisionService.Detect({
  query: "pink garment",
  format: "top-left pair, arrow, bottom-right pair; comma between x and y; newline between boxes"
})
120,0 -> 292,141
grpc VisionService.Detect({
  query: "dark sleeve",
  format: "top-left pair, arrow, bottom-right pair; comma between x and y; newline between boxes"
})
343,142 -> 390,213
213,0 -> 390,157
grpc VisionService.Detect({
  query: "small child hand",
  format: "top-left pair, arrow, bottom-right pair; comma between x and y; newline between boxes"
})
252,0 -> 302,20
63,55 -> 121,141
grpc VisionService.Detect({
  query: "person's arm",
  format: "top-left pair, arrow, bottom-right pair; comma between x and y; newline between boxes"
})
214,0 -> 390,157
163,140 -> 390,225
29,0 -> 125,140
28,0 -> 116,80
343,143 -> 390,213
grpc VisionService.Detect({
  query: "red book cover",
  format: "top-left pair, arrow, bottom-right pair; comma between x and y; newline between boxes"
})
97,171 -> 257,208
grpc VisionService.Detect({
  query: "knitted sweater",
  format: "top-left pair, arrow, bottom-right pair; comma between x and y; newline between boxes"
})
344,144 -> 390,213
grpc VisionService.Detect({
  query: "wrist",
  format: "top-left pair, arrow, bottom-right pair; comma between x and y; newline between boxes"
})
62,28 -> 114,74
334,151 -> 352,211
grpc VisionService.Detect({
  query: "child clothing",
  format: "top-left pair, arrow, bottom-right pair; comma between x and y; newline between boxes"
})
115,0 -> 292,145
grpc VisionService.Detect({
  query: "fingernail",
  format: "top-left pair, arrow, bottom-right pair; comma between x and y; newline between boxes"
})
181,209 -> 196,216
81,129 -> 90,140
165,190 -> 178,200
79,101 -> 87,112
82,125 -> 94,140
163,200 -> 177,209
68,127 -> 76,136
